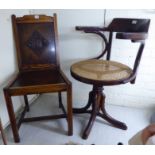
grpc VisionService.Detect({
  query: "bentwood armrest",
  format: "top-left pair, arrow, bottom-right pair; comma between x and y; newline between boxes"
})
75,26 -> 108,32
75,26 -> 109,59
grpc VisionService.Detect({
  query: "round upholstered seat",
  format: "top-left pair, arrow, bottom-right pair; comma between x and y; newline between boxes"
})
71,59 -> 133,85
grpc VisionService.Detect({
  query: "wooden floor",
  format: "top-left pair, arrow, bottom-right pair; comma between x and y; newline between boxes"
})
0,94 -> 154,145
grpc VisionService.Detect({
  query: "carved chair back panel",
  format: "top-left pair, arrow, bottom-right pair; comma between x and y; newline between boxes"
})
13,15 -> 59,71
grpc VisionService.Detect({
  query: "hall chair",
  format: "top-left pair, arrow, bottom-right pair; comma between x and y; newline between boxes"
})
3,14 -> 73,142
71,18 -> 150,139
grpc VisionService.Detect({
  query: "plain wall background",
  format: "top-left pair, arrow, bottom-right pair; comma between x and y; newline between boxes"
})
1,9 -> 155,127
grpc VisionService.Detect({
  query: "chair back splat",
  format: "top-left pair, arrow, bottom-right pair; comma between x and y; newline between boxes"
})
12,14 -> 60,72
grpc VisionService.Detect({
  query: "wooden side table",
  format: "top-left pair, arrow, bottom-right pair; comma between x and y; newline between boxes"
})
0,118 -> 7,145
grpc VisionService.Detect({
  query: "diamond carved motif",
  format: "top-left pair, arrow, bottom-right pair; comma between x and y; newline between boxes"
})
26,31 -> 49,53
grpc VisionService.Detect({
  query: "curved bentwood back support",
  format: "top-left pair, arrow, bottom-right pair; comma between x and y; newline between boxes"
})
75,18 -> 150,84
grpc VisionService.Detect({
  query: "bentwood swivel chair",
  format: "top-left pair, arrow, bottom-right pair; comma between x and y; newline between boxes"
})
71,18 -> 150,139
3,14 -> 73,143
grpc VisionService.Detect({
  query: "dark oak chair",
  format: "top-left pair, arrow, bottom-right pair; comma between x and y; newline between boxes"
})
0,118 -> 7,144
71,18 -> 150,139
3,14 -> 73,143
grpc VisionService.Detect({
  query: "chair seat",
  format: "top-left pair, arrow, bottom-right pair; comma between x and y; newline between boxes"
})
10,69 -> 66,88
71,59 -> 133,85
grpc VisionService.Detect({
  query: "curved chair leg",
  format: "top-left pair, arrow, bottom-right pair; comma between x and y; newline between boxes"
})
73,90 -> 93,113
24,95 -> 29,112
73,86 -> 127,139
82,100 -> 97,139
100,94 -> 127,130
